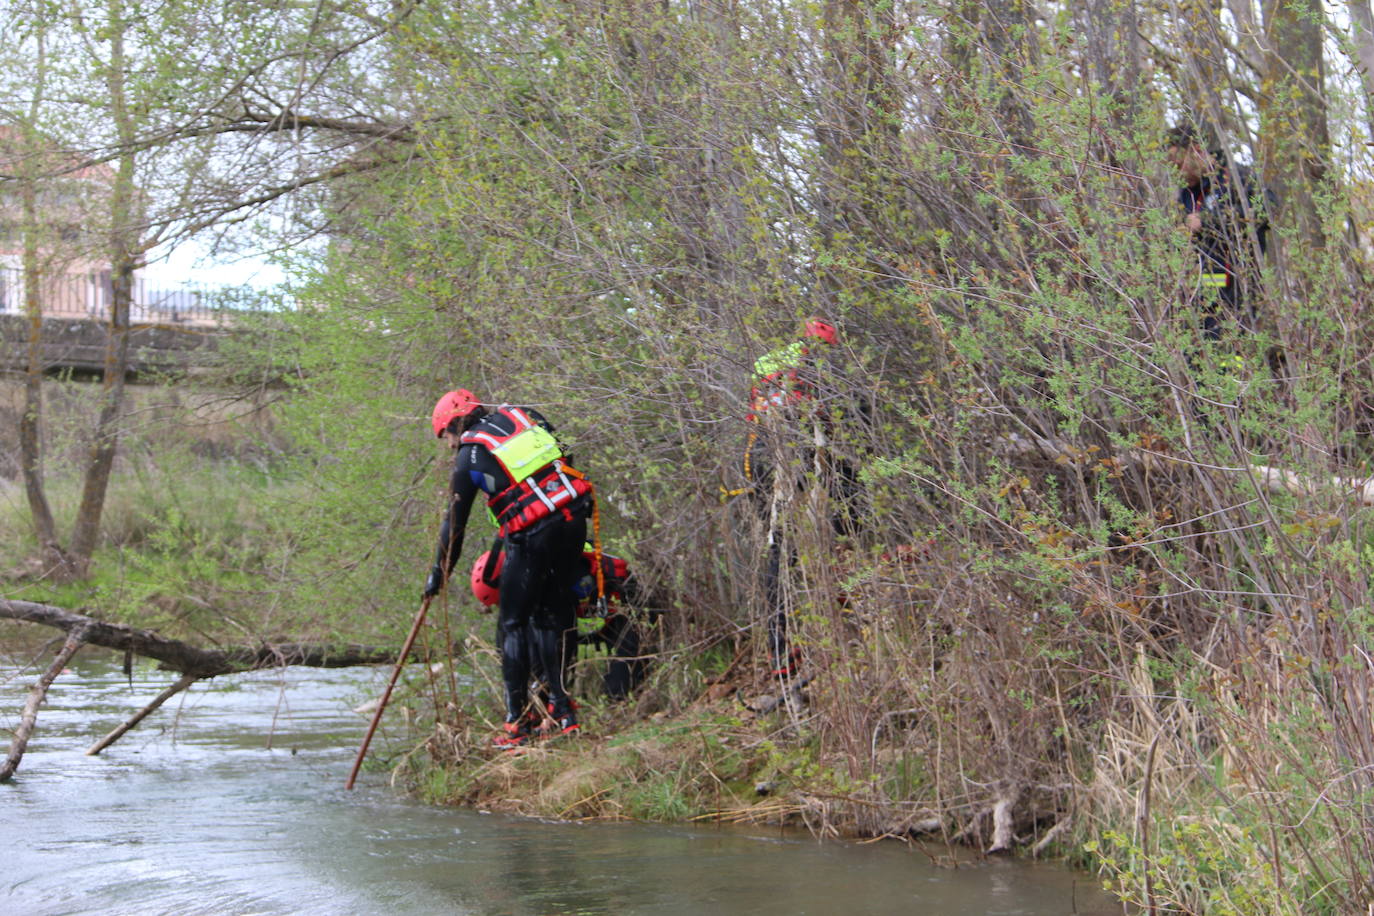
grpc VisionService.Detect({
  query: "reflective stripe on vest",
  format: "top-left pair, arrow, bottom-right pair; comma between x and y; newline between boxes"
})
1200,272 -> 1229,288
461,407 -> 590,535
489,461 -> 590,534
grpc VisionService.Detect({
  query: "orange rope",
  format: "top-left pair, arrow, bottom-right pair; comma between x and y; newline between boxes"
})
590,484 -> 605,605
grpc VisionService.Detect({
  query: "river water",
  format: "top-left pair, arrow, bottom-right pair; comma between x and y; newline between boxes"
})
2,650 -> 1116,915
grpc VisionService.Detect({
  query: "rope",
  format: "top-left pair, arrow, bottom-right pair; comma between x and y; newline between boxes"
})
719,428 -> 759,501
589,480 -> 605,605
561,465 -> 605,604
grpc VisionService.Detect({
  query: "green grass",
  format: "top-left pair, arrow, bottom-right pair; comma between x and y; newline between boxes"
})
0,454 -> 316,640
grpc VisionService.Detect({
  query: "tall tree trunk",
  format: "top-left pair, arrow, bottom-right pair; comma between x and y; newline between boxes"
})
1084,0 -> 1143,128
19,185 -> 66,571
68,0 -> 140,575
970,0 -> 1052,262
1226,0 -> 1265,78
816,0 -> 901,306
696,0 -> 749,315
16,32 -> 65,573
1260,0 -> 1329,250
979,0 -> 1037,150
1258,0 -> 1330,468
943,0 -> 978,81
1176,0 -> 1233,134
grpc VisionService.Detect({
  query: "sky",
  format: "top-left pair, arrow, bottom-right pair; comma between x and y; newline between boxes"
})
140,239 -> 288,291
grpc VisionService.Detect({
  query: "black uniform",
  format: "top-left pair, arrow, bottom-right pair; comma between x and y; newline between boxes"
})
425,408 -> 588,726
482,537 -> 649,700
1178,162 -> 1271,340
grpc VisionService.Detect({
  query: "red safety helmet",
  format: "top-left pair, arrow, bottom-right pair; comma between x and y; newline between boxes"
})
430,389 -> 481,438
470,550 -> 503,606
804,318 -> 838,346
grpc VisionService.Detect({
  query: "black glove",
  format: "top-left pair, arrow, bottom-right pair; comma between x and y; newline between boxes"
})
423,565 -> 445,599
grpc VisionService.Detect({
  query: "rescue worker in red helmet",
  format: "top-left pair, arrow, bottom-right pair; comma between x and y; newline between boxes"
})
473,538 -> 649,701
423,389 -> 594,747
746,318 -> 839,421
741,317 -> 862,679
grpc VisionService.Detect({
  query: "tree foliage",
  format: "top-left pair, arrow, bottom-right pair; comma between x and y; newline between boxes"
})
8,0 -> 1374,907
0,0 -> 419,576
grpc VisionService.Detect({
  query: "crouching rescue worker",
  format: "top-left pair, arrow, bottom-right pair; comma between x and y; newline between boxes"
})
472,539 -> 649,700
422,390 -> 593,748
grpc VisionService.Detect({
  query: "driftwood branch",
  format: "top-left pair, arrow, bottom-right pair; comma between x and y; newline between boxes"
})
2,598 -> 437,760
1,624 -> 89,782
1248,464 -> 1374,505
1030,816 -> 1072,857
737,674 -> 813,715
986,784 -> 1023,855
1,599 -> 406,677
85,671 -> 201,756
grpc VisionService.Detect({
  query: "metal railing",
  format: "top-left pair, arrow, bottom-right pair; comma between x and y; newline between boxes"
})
0,266 -> 238,326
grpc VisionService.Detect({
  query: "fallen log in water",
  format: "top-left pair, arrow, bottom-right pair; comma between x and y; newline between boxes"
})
1,599 -> 404,676
1,598 -> 425,776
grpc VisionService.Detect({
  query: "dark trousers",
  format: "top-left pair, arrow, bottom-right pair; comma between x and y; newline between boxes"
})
498,511 -> 587,721
746,431 -> 862,672
1200,282 -> 1254,342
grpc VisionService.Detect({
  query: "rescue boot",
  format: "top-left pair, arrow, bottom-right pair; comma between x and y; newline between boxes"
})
545,700 -> 580,738
492,715 -> 534,750
771,646 -> 803,680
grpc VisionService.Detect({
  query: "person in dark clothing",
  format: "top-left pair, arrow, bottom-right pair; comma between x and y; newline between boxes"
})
422,389 -> 593,748
1165,123 -> 1273,341
741,317 -> 862,680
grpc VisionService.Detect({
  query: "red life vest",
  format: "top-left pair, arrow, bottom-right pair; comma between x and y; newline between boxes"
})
461,407 -> 592,535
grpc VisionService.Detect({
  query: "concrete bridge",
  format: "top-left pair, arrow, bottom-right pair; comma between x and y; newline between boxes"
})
0,266 -> 273,380
0,314 -> 230,380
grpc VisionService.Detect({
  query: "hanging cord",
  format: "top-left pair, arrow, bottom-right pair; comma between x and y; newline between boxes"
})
720,427 -> 759,501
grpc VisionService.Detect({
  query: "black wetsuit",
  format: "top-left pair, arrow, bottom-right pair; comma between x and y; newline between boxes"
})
482,538 -> 648,700
426,408 -> 588,724
1178,163 -> 1271,340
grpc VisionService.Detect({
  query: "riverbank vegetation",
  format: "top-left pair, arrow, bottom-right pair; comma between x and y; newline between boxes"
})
6,0 -> 1374,912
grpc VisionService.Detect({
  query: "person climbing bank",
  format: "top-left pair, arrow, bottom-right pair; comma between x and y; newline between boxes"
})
422,389 -> 593,747
742,317 -> 863,680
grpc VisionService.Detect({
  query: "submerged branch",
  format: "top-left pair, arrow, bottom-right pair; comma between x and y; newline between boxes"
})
85,671 -> 201,756
1,624 -> 88,782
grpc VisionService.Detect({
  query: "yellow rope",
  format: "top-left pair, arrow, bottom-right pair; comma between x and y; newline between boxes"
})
719,428 -> 760,501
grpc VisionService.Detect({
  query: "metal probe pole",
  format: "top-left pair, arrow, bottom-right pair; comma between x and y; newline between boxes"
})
345,595 -> 433,790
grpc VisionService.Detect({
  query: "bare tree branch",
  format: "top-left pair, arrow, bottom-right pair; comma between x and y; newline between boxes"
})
1,624 -> 88,782
1,600 -> 414,676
